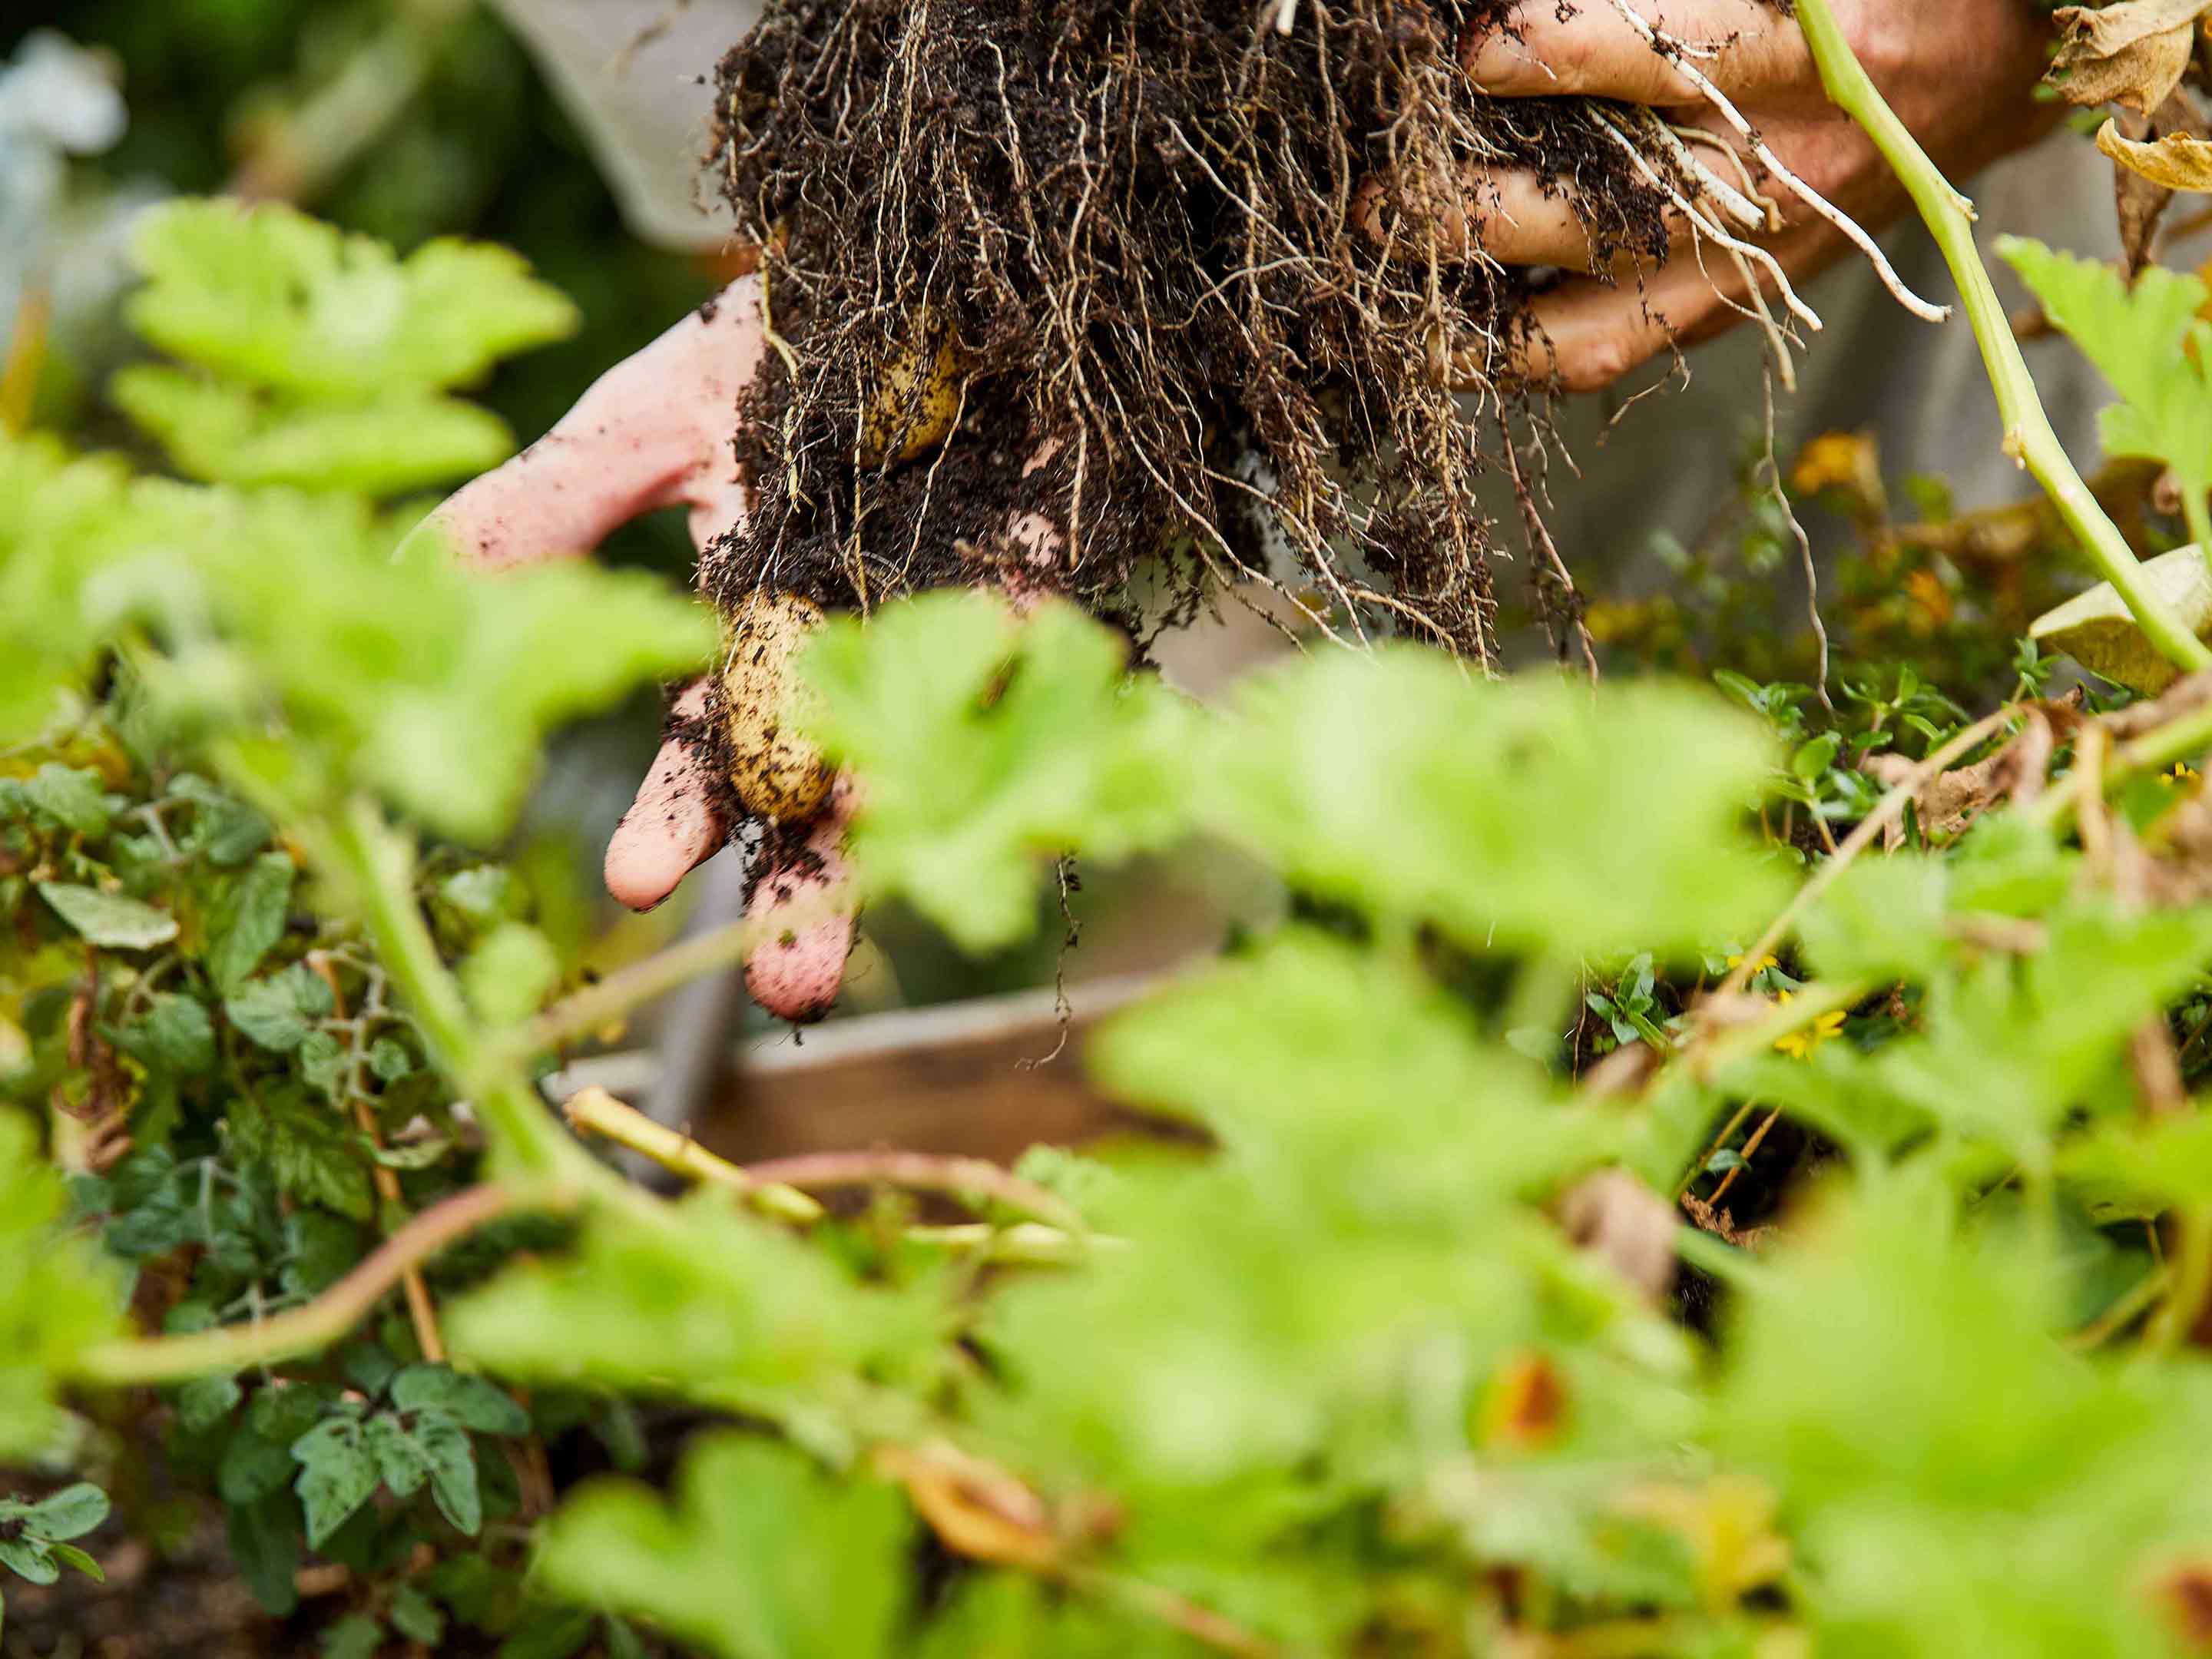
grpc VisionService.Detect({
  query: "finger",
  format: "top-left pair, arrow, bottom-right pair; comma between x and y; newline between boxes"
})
424,276 -> 768,571
1354,162 -> 1684,271
604,679 -> 730,912
743,780 -> 859,1023
1462,0 -> 1812,108
1492,217 -> 1833,392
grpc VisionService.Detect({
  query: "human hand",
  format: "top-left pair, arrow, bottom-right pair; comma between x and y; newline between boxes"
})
1371,0 -> 2058,390
427,275 -> 1065,1022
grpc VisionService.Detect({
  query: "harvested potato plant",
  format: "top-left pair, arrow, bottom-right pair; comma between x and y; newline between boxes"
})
704,0 -> 1757,668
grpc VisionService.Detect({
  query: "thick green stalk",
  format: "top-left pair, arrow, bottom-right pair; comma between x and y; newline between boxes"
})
1796,0 -> 2212,677
324,796 -> 581,1179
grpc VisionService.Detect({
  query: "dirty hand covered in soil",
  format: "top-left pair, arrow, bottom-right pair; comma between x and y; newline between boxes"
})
426,0 -> 2056,1023
1414,0 -> 2057,389
422,278 -> 1064,1022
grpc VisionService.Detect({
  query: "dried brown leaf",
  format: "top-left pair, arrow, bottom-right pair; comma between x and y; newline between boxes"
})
2100,114 -> 2212,194
2050,0 -> 2208,113
1678,1192 -> 1773,1253
1861,710 -> 2055,844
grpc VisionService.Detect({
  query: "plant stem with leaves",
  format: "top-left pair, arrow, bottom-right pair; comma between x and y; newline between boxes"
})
1796,0 -> 2212,676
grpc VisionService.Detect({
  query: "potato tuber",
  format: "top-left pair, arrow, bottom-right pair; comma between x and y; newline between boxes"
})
720,589 -> 834,821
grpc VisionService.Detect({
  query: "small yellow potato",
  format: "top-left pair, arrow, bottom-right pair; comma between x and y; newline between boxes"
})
721,590 -> 833,820
858,326 -> 964,465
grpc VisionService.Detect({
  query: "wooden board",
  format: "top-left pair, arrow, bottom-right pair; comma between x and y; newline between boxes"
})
546,973 -> 1157,1167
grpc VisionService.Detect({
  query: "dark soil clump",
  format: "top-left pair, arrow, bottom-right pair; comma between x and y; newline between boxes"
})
705,0 -> 1699,664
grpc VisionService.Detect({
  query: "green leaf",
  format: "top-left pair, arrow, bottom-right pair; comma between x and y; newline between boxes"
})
495,1607 -> 595,1659
168,773 -> 270,865
1790,732 -> 1843,782
224,963 -> 334,1053
0,435 -> 148,741
22,1483 -> 107,1543
226,1493 -> 302,1615
363,1413 -> 432,1499
125,200 -> 580,397
1870,900 -> 2212,1158
1999,238 -> 2212,505
23,765 -> 112,836
45,1541 -> 102,1582
389,1583 -> 446,1644
1198,649 -> 1786,959
0,1114 -> 126,1458
0,1538 -> 57,1585
416,1409 -> 482,1536
112,366 -> 521,495
36,882 -> 179,950
218,1426 -> 298,1506
367,1037 -> 414,1083
1007,930 -> 1669,1494
111,992 -> 217,1075
1717,1174 -> 2212,1656
283,1213 -> 366,1296
447,1192 -> 943,1434
290,1417 -> 382,1549
215,508 -> 716,843
390,1364 -> 531,1437
535,1435 -> 912,1659
342,1343 -> 399,1397
297,1029 -> 350,1098
461,924 -> 560,1030
205,852 -> 295,993
226,1081 -> 372,1220
248,1382 -> 333,1447
1796,853 -> 1952,984
800,593 -> 1193,952
175,1373 -> 243,1433
320,1613 -> 386,1659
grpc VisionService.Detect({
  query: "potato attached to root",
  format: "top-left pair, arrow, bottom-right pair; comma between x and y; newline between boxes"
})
720,590 -> 834,821
858,326 -> 964,466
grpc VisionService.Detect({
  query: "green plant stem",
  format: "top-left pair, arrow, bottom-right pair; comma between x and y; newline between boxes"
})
1796,0 -> 2212,677
2028,696 -> 2212,834
561,1084 -> 826,1225
75,1184 -> 535,1384
324,797 -> 580,1180
745,1150 -> 1089,1233
495,882 -> 851,1067
2146,1204 -> 2212,1353
2187,492 -> 2212,575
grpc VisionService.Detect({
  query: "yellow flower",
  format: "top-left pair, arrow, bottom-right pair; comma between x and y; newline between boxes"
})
1727,951 -> 1779,976
1773,991 -> 1846,1061
2161,761 -> 2200,788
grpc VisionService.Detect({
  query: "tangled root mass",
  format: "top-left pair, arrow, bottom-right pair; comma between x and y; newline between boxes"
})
707,0 -> 1711,664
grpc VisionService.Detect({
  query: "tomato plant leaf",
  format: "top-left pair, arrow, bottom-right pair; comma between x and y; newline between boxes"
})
289,1419 -> 380,1550
36,882 -> 179,950
389,1365 -> 530,1437
205,852 -> 295,994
